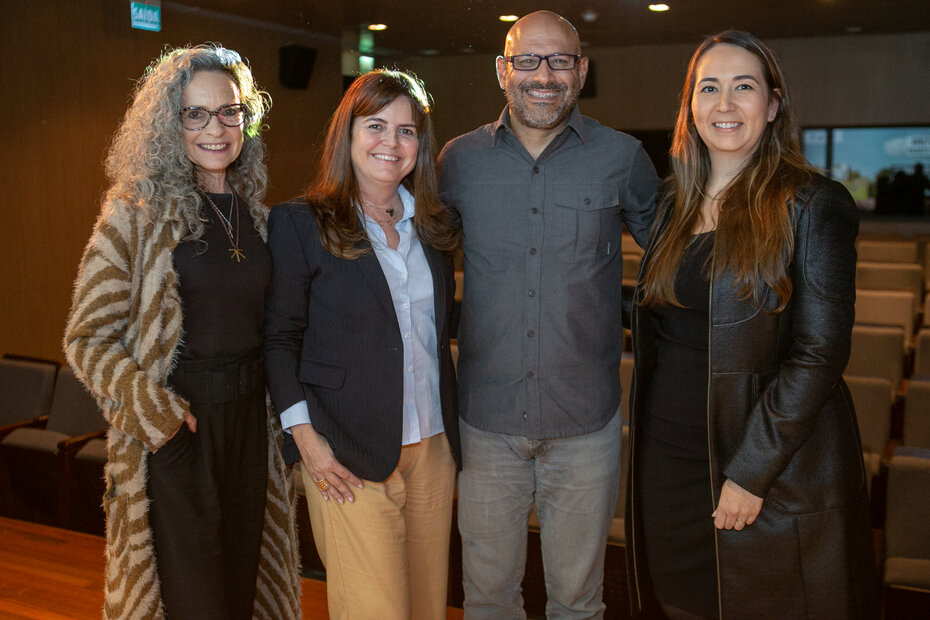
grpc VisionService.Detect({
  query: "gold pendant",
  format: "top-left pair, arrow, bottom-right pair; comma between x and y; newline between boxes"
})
229,247 -> 246,262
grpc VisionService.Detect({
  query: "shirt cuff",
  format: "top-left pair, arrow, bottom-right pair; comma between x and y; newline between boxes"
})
280,400 -> 311,433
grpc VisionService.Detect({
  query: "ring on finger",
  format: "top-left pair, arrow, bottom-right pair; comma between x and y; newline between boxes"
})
314,478 -> 330,492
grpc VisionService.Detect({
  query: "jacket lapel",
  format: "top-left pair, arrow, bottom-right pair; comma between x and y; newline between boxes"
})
355,241 -> 400,324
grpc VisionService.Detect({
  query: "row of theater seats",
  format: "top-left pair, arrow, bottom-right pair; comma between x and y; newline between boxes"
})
844,240 -> 930,615
0,356 -> 107,535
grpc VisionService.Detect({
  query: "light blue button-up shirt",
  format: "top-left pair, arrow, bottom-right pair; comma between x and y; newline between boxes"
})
280,185 -> 444,445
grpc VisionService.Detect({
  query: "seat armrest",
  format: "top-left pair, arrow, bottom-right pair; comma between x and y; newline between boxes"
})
57,428 -> 107,457
0,415 -> 49,442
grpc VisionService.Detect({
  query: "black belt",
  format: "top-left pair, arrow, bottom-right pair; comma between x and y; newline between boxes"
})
168,348 -> 264,405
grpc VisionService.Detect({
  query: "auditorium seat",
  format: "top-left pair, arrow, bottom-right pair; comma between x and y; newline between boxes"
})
622,253 -> 641,287
846,325 -> 905,396
621,232 -> 644,257
0,357 -> 57,428
903,381 -> 930,450
844,376 -> 893,477
856,239 -> 919,263
0,366 -> 106,530
856,262 -> 924,314
883,451 -> 930,618
915,329 -> 930,377
620,353 -> 634,421
855,289 -> 916,351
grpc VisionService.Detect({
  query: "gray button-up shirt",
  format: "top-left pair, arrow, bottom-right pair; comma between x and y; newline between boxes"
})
439,106 -> 658,439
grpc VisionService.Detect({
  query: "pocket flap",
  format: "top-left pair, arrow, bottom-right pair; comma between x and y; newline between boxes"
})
299,360 -> 347,389
551,184 -> 618,211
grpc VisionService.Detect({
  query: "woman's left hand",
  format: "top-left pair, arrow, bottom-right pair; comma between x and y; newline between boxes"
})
712,479 -> 763,531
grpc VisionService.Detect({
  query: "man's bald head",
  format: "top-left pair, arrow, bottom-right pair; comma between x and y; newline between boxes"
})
504,11 -> 581,57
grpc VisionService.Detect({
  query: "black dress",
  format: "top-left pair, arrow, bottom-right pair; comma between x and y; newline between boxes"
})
147,192 -> 272,620
637,231 -> 718,618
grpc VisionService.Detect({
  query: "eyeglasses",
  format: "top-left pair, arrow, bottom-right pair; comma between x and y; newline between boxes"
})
179,103 -> 248,131
501,53 -> 582,71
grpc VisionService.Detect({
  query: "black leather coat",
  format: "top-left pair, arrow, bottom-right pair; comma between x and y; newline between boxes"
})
625,175 -> 878,618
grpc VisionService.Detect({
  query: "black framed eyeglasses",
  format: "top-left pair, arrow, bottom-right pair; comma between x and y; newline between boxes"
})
501,53 -> 581,71
179,103 -> 248,131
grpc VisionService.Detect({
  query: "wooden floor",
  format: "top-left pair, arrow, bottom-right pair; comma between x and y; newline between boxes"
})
0,517 -> 464,619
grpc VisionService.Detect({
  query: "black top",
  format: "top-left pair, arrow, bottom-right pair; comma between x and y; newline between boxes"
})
173,192 -> 271,360
642,231 -> 713,456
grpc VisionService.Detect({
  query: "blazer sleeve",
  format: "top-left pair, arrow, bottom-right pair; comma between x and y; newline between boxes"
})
63,202 -> 189,451
723,179 -> 859,497
264,204 -> 314,416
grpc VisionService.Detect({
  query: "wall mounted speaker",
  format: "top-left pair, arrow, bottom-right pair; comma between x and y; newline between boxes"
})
279,44 -> 317,90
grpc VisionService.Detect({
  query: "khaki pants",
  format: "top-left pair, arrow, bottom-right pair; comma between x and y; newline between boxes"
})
302,432 -> 456,620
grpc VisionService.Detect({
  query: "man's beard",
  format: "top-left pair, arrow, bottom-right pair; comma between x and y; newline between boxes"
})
506,80 -> 579,130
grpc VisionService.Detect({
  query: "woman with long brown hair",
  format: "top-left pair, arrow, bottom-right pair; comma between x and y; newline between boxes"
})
625,31 -> 877,618
264,69 -> 461,619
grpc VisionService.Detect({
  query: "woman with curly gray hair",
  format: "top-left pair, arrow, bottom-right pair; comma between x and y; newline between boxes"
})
64,44 -> 301,619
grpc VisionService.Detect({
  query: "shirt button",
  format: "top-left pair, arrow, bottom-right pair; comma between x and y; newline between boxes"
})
408,397 -> 414,403
404,332 -> 410,339
584,197 -> 591,205
526,371 -> 534,378
529,248 -> 537,255
533,166 -> 539,174
527,330 -> 534,338
528,289 -> 536,297
403,302 -> 409,309
531,207 -> 539,214
407,366 -> 413,372
401,273 -> 408,280
522,412 -> 527,420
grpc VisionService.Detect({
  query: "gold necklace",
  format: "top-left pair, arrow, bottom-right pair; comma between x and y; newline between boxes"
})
202,186 -> 245,262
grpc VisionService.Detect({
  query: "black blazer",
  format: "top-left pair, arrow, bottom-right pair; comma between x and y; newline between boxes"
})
264,198 -> 461,481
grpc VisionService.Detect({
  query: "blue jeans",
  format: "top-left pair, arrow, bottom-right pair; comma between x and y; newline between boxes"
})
458,411 -> 622,619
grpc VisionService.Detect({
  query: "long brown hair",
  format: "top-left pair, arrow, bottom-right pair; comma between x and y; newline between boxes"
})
306,69 -> 460,259
641,30 -> 814,311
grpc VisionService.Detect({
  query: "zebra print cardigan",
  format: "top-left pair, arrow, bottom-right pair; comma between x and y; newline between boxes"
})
64,198 -> 301,619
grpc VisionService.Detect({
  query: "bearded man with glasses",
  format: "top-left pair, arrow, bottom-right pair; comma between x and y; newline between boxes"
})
439,10 -> 659,619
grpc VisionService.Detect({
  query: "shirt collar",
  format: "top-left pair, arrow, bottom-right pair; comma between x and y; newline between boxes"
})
397,184 -> 416,222
490,104 -> 588,146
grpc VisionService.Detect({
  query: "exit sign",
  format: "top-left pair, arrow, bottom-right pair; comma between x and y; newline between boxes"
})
130,2 -> 161,32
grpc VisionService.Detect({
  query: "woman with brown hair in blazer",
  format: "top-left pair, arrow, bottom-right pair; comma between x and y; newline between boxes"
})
264,69 -> 461,620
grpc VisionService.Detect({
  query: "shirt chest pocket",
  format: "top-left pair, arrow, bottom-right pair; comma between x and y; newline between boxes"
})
547,185 -> 622,264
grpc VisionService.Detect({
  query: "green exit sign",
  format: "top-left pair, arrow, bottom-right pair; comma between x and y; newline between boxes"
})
130,2 -> 161,32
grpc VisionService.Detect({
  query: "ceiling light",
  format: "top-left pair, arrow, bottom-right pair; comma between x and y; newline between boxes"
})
648,4 -> 670,11
499,15 -> 519,22
846,26 -> 863,33
367,23 -> 387,31
581,10 -> 598,23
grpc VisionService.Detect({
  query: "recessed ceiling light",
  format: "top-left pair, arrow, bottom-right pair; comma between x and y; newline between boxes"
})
499,15 -> 519,22
420,49 -> 440,56
846,26 -> 863,33
367,23 -> 387,31
581,10 -> 598,23
648,4 -> 670,11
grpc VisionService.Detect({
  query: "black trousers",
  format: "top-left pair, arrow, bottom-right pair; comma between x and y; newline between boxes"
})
148,350 -> 268,620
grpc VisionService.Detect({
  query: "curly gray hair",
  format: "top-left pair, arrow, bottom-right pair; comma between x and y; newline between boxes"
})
103,43 -> 271,239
